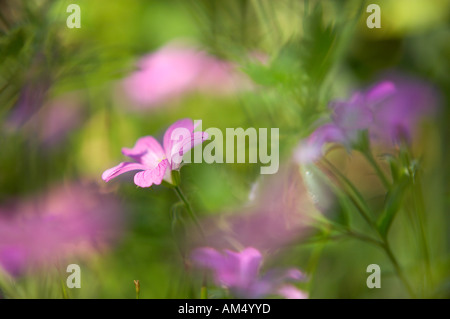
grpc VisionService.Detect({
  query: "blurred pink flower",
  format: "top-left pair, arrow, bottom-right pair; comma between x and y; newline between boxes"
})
295,74 -> 440,164
7,54 -> 52,128
294,124 -> 346,164
370,73 -> 440,143
0,183 -> 123,277
121,42 -> 251,108
196,164 -> 317,252
7,80 -> 51,128
278,285 -> 308,299
19,92 -> 84,148
191,247 -> 307,299
102,118 -> 208,187
35,94 -> 84,147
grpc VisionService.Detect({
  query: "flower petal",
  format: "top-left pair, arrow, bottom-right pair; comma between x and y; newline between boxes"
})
170,131 -> 209,170
332,98 -> 373,131
366,81 -> 396,106
284,268 -> 307,281
294,124 -> 345,164
278,285 -> 308,299
122,136 -> 165,167
163,118 -> 194,161
191,247 -> 262,289
224,247 -> 262,286
191,247 -> 225,269
133,159 -> 168,188
102,162 -> 147,182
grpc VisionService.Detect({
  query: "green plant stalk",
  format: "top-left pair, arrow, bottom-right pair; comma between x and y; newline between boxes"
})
411,174 -> 433,293
321,158 -> 377,231
402,147 -> 432,294
321,158 -> 416,297
362,150 -> 391,190
174,186 -> 206,241
382,242 -> 416,298
200,286 -> 207,299
60,278 -> 69,299
305,229 -> 329,293
134,280 -> 140,300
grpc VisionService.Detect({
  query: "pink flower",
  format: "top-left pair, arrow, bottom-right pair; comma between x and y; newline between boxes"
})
18,92 -> 84,148
102,118 -> 208,187
294,124 -> 346,163
194,164 -> 317,252
278,285 -> 309,299
0,183 -> 123,277
295,75 -> 439,164
370,73 -> 440,143
122,42 -> 250,109
191,247 -> 307,299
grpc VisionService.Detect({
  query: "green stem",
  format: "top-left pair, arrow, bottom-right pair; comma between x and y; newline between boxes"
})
134,280 -> 140,299
402,147 -> 432,294
200,274 -> 208,299
382,242 -> 416,298
362,151 -> 391,190
60,278 -> 69,299
305,230 -> 329,293
411,172 -> 433,293
345,230 -> 384,247
321,158 -> 378,232
320,158 -> 415,297
174,186 -> 205,241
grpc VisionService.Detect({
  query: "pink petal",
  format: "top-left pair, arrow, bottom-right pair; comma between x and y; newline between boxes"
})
122,136 -> 165,167
191,247 -> 225,269
121,44 -> 203,106
366,81 -> 396,105
278,285 -> 308,299
285,268 -> 307,281
294,124 -> 345,164
170,131 -> 209,170
102,162 -> 147,182
133,159 -> 168,188
224,247 -> 262,283
163,118 -> 194,161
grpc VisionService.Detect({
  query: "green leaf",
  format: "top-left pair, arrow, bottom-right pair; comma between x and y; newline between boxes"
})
376,175 -> 410,238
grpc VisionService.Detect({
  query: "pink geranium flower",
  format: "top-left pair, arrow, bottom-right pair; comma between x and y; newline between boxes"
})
191,247 -> 307,299
278,285 -> 309,299
0,183 -> 123,277
295,75 -> 439,164
122,42 -> 251,109
102,118 -> 208,187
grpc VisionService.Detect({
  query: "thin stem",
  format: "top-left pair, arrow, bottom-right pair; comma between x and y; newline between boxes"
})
321,158 -> 378,232
60,278 -> 69,299
134,280 -> 140,300
174,186 -> 206,241
320,217 -> 383,247
345,230 -> 384,247
305,229 -> 329,292
411,170 -> 433,293
362,150 -> 391,190
320,158 -> 415,297
402,147 -> 432,294
200,274 -> 208,299
55,261 -> 69,299
382,242 -> 416,298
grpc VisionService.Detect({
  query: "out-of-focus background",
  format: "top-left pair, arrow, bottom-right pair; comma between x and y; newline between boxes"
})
0,0 -> 449,298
